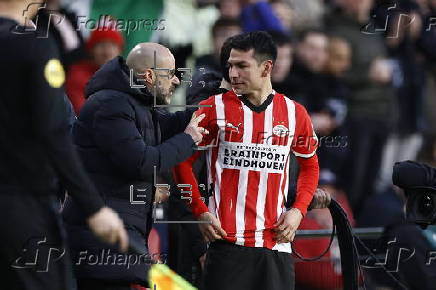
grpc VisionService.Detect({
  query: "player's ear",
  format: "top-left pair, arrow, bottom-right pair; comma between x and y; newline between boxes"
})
262,60 -> 273,77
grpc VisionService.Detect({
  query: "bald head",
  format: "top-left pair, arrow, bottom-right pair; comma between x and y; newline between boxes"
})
126,43 -> 180,105
126,43 -> 174,74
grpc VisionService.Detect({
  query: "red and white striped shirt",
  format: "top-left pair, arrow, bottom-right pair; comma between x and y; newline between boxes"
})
174,90 -> 318,253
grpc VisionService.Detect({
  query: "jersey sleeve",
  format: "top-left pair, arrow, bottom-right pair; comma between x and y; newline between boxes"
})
293,155 -> 319,216
173,151 -> 209,218
172,95 -> 218,218
291,102 -> 318,158
194,96 -> 219,147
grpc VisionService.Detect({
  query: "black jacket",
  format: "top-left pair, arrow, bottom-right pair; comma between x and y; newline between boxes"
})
63,56 -> 195,284
0,17 -> 103,216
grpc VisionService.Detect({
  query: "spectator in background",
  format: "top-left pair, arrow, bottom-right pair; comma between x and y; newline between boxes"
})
187,17 -> 241,102
195,18 -> 242,73
65,27 -> 124,114
326,0 -> 395,216
240,0 -> 288,33
218,0 -> 242,19
270,30 -> 349,188
286,0 -> 325,32
417,0 -> 436,165
375,0 -> 426,193
316,37 -> 351,181
270,30 -> 295,97
289,30 -> 329,113
270,0 -> 294,31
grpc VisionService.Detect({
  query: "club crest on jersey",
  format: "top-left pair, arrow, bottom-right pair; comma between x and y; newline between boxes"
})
273,124 -> 289,137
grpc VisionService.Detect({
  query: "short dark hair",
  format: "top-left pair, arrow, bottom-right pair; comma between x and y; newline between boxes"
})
220,37 -> 232,82
227,31 -> 278,65
212,18 -> 241,37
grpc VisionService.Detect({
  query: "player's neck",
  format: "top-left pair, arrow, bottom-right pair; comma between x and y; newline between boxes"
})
245,81 -> 273,106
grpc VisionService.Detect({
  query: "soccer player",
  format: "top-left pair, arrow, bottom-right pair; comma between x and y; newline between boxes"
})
173,31 -> 320,290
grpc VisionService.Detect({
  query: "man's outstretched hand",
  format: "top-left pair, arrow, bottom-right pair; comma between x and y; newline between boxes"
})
185,113 -> 209,145
198,212 -> 227,243
87,207 -> 129,253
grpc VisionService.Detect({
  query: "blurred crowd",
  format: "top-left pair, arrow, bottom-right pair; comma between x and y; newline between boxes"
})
42,0 -> 436,289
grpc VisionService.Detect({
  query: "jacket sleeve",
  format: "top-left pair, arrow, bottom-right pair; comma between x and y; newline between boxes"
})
92,97 -> 195,180
29,37 -> 103,217
157,107 -> 196,141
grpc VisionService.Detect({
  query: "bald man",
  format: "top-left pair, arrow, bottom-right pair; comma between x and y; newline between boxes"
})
62,44 -> 206,289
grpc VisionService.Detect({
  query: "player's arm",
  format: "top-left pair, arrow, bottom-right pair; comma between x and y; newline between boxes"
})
173,151 -> 209,217
173,97 -> 226,242
274,102 -> 319,243
294,155 -> 320,215
173,98 -> 215,217
291,102 -> 320,216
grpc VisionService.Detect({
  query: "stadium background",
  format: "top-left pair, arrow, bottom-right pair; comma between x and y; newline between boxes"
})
40,0 -> 436,289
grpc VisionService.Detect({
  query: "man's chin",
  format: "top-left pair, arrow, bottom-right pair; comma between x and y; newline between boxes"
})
232,87 -> 246,95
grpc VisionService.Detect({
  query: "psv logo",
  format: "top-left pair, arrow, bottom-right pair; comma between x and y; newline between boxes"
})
272,125 -> 289,137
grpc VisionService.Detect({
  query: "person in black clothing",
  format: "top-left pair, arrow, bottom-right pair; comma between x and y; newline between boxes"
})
0,1 -> 128,289
34,0 -> 87,70
62,42 -> 207,289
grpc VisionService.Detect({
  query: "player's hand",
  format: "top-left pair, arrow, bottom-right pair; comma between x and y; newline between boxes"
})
273,208 -> 303,243
308,188 -> 332,210
184,113 -> 209,145
87,207 -> 129,253
198,212 -> 227,243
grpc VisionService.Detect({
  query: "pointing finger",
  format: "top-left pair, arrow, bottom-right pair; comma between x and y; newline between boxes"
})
192,113 -> 206,125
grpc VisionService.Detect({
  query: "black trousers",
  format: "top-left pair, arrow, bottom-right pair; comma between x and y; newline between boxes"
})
0,192 -> 73,290
202,241 -> 294,290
